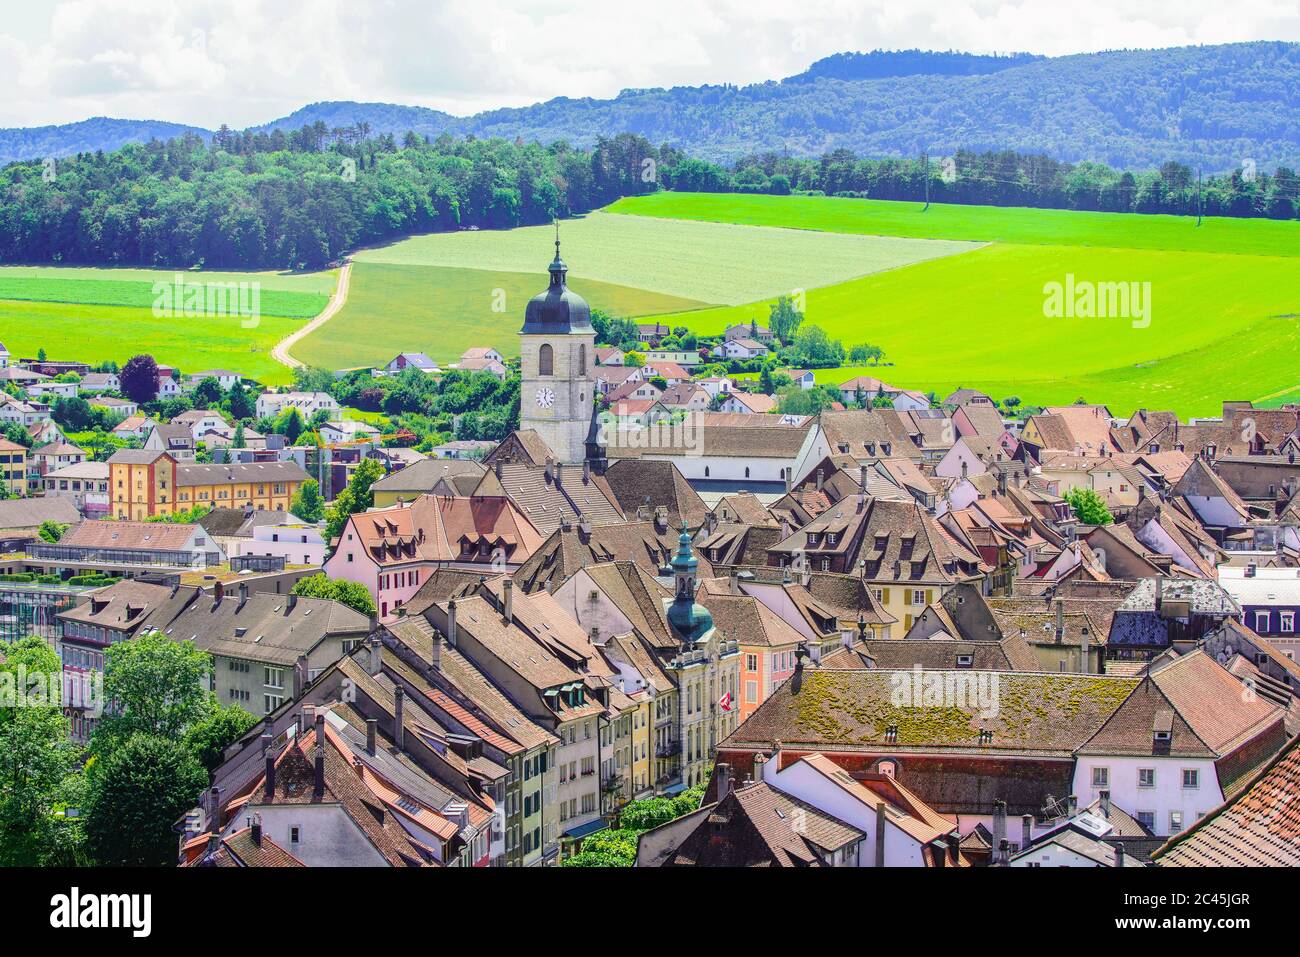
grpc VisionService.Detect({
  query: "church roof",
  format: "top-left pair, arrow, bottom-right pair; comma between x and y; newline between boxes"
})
521,235 -> 593,336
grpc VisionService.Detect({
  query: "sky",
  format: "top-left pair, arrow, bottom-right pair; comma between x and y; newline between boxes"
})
0,0 -> 1296,129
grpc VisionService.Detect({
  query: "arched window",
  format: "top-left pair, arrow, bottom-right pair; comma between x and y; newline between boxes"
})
744,467 -> 750,478
538,343 -> 554,376
578,344 -> 587,375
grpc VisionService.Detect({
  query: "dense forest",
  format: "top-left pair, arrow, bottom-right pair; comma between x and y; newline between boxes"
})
0,126 -> 1294,271
1,43 -> 1296,171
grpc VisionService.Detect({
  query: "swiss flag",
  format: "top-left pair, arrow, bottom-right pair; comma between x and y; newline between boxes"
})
718,691 -> 733,712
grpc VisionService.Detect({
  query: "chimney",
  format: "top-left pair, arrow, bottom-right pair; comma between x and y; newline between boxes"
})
1054,598 -> 1065,643
237,582 -> 249,608
554,462 -> 563,487
311,710 -> 326,798
502,578 -> 514,622
997,469 -> 1007,495
446,598 -> 457,646
393,686 -> 405,750
208,786 -> 221,833
214,580 -> 224,603
716,763 -> 733,799
1112,841 -> 1124,868
998,838 -> 1010,866
590,625 -> 601,645
1099,789 -> 1112,819
544,456 -> 554,482
313,742 -> 325,798
816,468 -> 824,491
262,735 -> 276,800
874,802 -> 887,867
1080,627 -> 1090,674
207,832 -> 222,856
366,718 -> 377,756
494,458 -> 503,480
1021,814 -> 1033,851
752,752 -> 767,782
582,459 -> 591,484
367,636 -> 383,676
286,592 -> 298,613
430,630 -> 443,672
1068,794 -> 1078,816
961,460 -> 968,480
729,568 -> 740,595
1155,576 -> 1165,612
250,813 -> 262,847
992,800 -> 1007,864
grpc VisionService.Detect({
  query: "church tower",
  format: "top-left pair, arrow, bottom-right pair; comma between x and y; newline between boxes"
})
519,231 -> 595,464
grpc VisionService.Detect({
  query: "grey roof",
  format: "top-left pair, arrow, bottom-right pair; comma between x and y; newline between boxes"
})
1115,577 -> 1240,616
0,496 -> 81,533
371,458 -> 485,495
176,461 -> 310,486
156,590 -> 371,665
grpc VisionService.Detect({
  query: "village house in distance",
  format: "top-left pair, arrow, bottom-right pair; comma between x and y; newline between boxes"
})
8,236 -> 1300,875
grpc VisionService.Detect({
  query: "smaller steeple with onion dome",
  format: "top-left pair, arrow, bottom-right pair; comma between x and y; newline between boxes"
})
666,521 -> 714,645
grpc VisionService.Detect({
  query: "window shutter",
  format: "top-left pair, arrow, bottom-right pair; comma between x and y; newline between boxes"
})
926,589 -> 934,604
883,588 -> 891,604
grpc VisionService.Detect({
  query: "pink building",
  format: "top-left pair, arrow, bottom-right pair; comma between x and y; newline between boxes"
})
325,492 -> 545,621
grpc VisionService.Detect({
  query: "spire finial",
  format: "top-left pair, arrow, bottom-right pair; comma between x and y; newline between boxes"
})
554,219 -> 561,260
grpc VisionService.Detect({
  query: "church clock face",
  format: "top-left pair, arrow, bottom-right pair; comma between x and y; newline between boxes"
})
535,387 -> 555,409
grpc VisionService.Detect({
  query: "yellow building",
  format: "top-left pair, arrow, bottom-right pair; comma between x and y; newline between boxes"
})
174,462 -> 308,514
0,439 -> 27,497
107,449 -> 178,520
108,450 -> 308,519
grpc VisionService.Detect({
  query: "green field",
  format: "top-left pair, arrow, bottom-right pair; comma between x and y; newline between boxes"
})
607,193 -> 1300,417
0,299 -> 303,385
606,192 -> 1300,257
0,265 -> 336,385
289,262 -> 709,369
353,210 -> 979,305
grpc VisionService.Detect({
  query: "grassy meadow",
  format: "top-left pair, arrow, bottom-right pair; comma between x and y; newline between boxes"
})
605,192 -> 1300,257
288,262 -> 709,369
0,265 -> 336,385
352,210 -> 979,305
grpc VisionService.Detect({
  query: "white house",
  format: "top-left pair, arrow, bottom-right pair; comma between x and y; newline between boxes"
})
697,377 -> 734,400
319,420 -> 380,445
172,409 -> 228,442
0,341 -> 8,368
380,353 -> 440,376
256,391 -> 342,422
43,462 -> 110,518
26,381 -> 79,402
228,521 -> 327,567
0,395 -> 51,427
1070,651 -> 1285,838
183,369 -> 241,391
711,338 -> 768,361
91,397 -> 138,418
755,751 -> 960,867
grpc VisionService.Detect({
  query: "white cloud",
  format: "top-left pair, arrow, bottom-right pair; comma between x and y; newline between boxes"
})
0,0 -> 1295,128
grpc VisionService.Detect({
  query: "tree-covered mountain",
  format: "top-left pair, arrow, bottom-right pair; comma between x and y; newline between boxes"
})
786,49 -> 1044,82
0,117 -> 209,166
1,43 -> 1297,172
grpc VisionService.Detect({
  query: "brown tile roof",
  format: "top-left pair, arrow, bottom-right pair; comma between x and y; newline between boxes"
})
1153,734 -> 1300,867
60,519 -> 201,551
371,458 -> 486,496
664,782 -> 859,866
603,459 -> 709,529
513,520 -> 712,595
342,493 -> 546,568
183,827 -> 305,867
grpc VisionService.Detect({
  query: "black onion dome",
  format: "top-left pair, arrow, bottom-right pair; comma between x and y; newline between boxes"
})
521,236 -> 593,335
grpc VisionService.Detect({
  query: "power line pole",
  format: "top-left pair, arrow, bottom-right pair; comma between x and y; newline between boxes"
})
1196,168 -> 1203,227
922,152 -> 930,211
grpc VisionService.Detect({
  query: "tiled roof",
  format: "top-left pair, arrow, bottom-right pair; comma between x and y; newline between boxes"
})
176,461 -> 310,487
0,495 -> 81,533
1153,734 -> 1300,867
61,519 -> 199,551
724,668 -> 1140,756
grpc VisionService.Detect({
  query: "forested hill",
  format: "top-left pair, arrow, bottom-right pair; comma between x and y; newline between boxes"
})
786,49 -> 1044,82
0,117 -> 209,167
0,43 -> 1297,171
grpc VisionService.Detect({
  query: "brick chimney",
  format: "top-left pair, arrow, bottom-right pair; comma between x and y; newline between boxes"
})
250,813 -> 262,847
502,578 -> 514,622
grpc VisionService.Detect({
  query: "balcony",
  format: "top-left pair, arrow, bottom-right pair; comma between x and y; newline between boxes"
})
655,741 -> 679,758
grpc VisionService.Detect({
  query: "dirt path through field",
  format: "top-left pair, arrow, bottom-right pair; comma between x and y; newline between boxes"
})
271,261 -> 352,369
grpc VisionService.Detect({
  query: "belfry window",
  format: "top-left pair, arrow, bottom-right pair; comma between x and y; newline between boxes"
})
539,344 -> 554,376
578,344 -> 587,374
